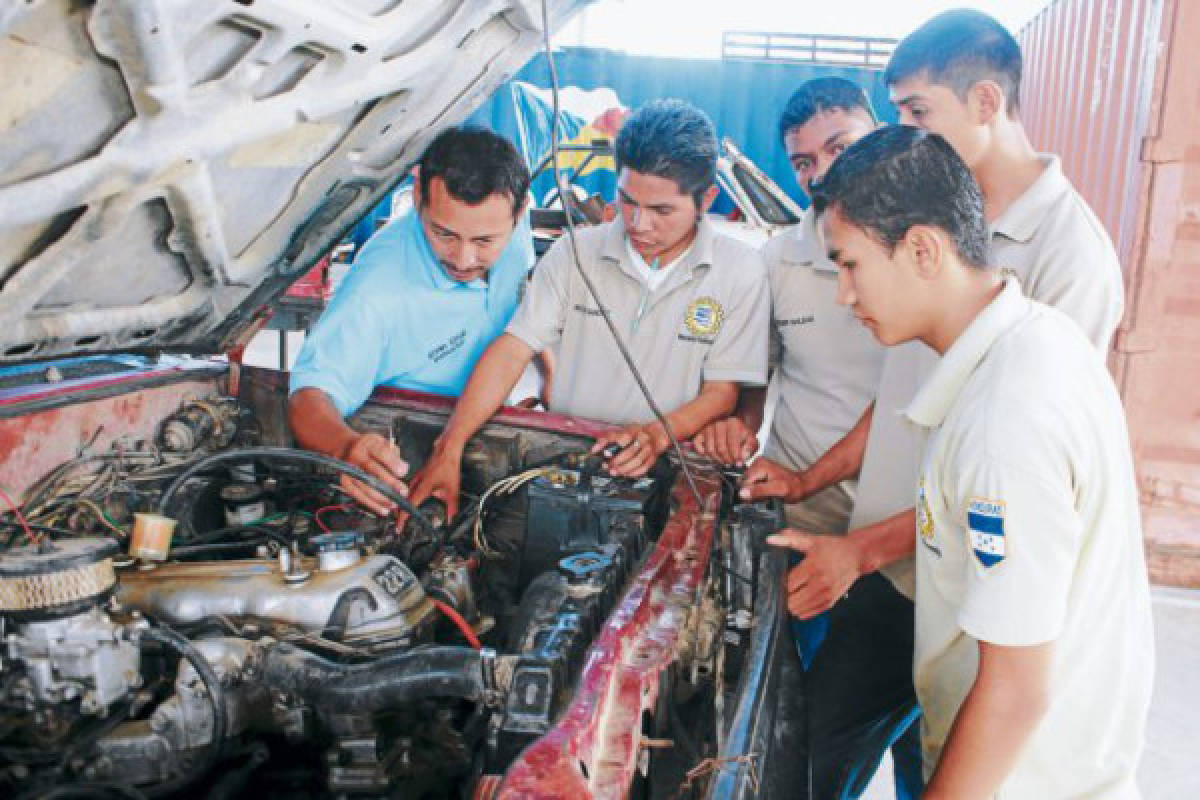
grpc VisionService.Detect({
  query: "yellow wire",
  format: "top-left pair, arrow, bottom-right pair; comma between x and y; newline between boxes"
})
72,498 -> 127,537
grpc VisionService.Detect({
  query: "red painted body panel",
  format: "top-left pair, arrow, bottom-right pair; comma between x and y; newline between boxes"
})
495,472 -> 721,799
0,377 -> 225,498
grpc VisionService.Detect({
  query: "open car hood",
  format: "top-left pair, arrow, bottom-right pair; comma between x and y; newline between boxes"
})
0,0 -> 587,365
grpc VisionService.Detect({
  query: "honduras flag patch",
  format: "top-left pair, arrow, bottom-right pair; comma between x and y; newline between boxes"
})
967,498 -> 1006,569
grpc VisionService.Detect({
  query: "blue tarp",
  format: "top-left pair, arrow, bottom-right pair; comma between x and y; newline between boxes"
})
468,47 -> 898,209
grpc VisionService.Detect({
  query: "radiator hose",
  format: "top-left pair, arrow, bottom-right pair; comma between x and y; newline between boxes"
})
260,644 -> 488,712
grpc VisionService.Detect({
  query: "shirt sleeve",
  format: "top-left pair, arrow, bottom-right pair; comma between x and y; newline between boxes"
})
768,316 -> 783,370
1019,206 -> 1124,352
504,235 -> 571,354
289,242 -> 402,417
510,214 -> 537,275
702,247 -> 770,385
949,447 -> 1083,647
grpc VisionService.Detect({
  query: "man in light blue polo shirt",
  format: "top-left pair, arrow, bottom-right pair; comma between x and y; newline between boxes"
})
288,127 -> 534,513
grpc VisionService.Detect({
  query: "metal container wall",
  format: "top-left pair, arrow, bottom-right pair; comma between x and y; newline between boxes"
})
1018,0 -> 1163,268
1021,0 -> 1200,586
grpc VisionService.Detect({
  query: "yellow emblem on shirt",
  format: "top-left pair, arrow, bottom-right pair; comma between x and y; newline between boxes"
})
684,296 -> 724,336
917,477 -> 940,556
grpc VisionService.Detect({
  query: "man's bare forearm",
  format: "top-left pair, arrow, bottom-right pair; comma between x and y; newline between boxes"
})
651,381 -> 739,444
733,386 -> 767,433
798,400 -> 874,496
846,507 -> 916,574
923,640 -> 1053,799
288,388 -> 358,458
435,333 -> 535,454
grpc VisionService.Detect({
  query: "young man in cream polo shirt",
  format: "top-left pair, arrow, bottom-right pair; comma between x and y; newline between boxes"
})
408,100 -> 770,518
797,123 -> 1152,799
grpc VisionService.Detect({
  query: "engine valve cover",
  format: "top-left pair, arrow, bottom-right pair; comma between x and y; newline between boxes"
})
116,554 -> 434,649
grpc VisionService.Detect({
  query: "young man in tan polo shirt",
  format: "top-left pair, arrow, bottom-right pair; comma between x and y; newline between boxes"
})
808,122 -> 1151,799
693,78 -> 921,799
409,99 -> 770,517
741,8 -> 1124,634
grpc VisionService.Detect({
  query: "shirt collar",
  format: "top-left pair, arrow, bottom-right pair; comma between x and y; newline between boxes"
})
904,277 -> 1029,429
602,214 -> 715,286
989,155 -> 1071,244
408,210 -> 488,291
779,208 -> 837,274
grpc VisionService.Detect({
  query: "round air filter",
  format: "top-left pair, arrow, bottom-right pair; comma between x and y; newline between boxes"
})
0,538 -> 119,620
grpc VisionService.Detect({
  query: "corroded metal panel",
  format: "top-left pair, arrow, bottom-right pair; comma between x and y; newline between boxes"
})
1018,0 -> 1162,269
0,377 -> 224,498
1022,0 -> 1200,585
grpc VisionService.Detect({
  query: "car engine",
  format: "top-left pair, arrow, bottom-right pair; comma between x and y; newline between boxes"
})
0,395 -> 747,799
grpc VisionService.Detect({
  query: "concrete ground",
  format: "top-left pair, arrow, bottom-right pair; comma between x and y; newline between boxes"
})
860,585 -> 1200,800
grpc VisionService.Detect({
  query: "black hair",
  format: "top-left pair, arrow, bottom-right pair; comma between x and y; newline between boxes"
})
778,76 -> 877,141
615,99 -> 718,205
884,9 -> 1022,114
417,126 -> 530,217
812,125 -> 990,268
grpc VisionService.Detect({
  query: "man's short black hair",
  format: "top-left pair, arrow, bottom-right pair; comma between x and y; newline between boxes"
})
884,9 -> 1022,114
615,99 -> 718,204
778,76 -> 877,141
813,125 -> 990,268
417,126 -> 530,217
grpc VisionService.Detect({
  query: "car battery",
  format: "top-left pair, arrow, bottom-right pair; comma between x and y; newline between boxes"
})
519,468 -> 664,588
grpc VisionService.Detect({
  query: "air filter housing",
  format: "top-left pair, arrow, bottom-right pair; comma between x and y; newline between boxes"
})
0,538 -> 119,620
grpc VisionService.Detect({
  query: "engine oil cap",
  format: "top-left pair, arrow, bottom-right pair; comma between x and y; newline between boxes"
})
310,532 -> 363,573
558,551 -> 611,584
310,532 -> 363,552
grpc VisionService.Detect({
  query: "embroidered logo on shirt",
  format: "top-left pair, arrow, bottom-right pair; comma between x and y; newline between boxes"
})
427,329 -> 467,363
967,498 -> 1007,569
684,296 -> 724,336
776,314 -> 815,327
917,477 -> 941,557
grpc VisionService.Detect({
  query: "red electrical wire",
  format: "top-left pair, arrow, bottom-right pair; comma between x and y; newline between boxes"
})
0,486 -> 37,545
432,599 -> 482,650
314,503 -> 351,533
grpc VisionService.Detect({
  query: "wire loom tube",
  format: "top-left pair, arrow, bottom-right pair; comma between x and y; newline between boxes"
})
260,643 -> 485,713
14,783 -> 148,800
137,626 -> 228,798
155,446 -> 434,533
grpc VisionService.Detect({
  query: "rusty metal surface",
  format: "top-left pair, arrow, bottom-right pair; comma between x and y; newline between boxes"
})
1020,0 -> 1200,586
0,377 -> 224,499
1115,0 -> 1200,586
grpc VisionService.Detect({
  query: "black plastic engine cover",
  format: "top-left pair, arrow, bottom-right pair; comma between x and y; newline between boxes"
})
490,547 -> 626,769
518,469 -> 664,588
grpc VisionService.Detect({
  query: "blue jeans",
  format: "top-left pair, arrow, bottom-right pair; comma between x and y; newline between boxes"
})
789,572 -> 923,800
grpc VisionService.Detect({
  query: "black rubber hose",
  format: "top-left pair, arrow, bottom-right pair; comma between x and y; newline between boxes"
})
189,524 -> 291,549
14,784 -> 148,800
168,540 -> 272,559
261,643 -> 484,713
138,626 -> 227,798
155,446 -> 433,532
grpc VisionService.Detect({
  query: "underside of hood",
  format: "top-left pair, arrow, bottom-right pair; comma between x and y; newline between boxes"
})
0,0 -> 588,364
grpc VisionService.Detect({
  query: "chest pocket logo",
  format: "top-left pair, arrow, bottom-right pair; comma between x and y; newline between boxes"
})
685,296 -> 724,336
967,498 -> 1007,570
917,477 -> 941,557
